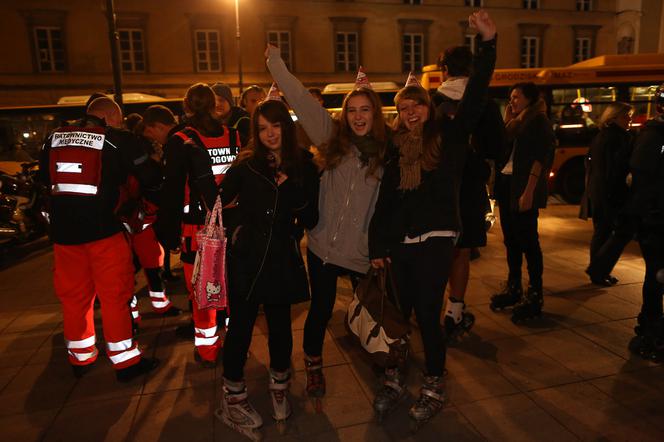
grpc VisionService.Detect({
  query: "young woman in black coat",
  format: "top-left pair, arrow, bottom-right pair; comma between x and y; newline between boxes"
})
217,99 -> 319,438
368,10 -> 496,428
585,102 -> 634,286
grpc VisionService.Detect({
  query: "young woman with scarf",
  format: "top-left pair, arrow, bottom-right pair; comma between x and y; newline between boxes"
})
489,82 -> 555,322
266,46 -> 391,405
368,10 -> 496,429
218,99 -> 319,439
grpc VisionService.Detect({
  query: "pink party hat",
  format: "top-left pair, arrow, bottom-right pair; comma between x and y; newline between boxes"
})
354,66 -> 372,89
266,82 -> 282,101
405,72 -> 422,88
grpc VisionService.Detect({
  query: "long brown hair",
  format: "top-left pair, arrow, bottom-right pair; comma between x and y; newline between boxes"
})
239,100 -> 305,182
320,87 -> 388,177
183,83 -> 220,135
394,85 -> 440,171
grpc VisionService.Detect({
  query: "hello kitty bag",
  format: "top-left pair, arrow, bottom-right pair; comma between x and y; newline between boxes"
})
191,196 -> 228,310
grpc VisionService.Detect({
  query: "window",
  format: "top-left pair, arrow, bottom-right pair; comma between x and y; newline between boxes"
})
195,30 -> 221,72
574,37 -> 592,62
267,31 -> 292,70
403,33 -> 424,72
33,27 -> 65,72
336,32 -> 358,72
118,29 -> 145,72
523,0 -> 539,9
404,0 -> 422,4
576,0 -> 592,11
464,33 -> 478,54
521,36 -> 539,68
465,0 -> 482,6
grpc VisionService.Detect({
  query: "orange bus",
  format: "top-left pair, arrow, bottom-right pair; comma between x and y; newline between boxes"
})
422,53 -> 664,203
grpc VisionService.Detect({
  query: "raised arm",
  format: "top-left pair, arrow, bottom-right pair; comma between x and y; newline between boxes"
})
454,10 -> 497,132
265,45 -> 335,147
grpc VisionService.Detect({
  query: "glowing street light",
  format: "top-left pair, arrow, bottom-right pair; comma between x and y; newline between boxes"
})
234,0 -> 243,94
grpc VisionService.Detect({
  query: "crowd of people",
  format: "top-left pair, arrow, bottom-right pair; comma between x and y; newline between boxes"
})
36,8 -> 664,439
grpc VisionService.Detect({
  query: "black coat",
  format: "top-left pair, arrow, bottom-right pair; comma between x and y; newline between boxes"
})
630,118 -> 664,227
369,37 -> 496,259
587,124 -> 633,217
220,152 -> 319,304
496,112 -> 555,211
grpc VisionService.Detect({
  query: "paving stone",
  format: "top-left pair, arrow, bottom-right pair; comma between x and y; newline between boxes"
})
457,393 -> 578,442
572,320 -> 651,370
131,388 -> 214,442
0,408 -> 57,442
143,341 -> 215,394
527,381 -> 661,441
1,305 -> 61,334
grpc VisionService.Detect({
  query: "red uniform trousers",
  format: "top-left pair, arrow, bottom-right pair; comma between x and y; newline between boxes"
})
130,225 -> 173,315
53,232 -> 141,369
182,224 -> 221,362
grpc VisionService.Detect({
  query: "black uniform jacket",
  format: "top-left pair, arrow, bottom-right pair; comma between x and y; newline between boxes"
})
220,151 -> 319,304
38,115 -> 150,245
630,118 -> 664,227
368,37 -> 497,260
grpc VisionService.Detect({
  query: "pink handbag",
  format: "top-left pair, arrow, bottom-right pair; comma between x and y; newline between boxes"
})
191,196 -> 228,310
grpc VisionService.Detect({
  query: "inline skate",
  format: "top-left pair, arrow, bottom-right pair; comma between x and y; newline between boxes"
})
268,369 -> 292,434
443,297 -> 475,342
216,378 -> 263,441
409,375 -> 446,433
304,355 -> 325,413
511,286 -> 543,323
629,316 -> 664,363
489,280 -> 522,311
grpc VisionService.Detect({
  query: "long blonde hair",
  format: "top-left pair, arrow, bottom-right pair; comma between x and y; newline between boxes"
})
599,102 -> 632,128
393,85 -> 440,171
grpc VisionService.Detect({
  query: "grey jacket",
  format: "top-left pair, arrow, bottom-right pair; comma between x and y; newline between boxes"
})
267,47 -> 381,273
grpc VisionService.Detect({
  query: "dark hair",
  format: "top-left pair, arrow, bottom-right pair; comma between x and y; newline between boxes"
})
439,46 -> 473,77
143,105 -> 177,126
184,83 -> 220,135
243,100 -> 304,182
510,82 -> 540,106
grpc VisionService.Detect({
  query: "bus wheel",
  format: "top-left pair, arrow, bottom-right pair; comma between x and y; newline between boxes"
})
557,158 -> 585,205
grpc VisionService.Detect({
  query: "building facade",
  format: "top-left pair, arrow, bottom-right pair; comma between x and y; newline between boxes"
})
0,0 -> 658,106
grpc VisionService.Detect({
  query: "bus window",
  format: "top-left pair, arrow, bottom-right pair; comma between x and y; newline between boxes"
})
630,85 -> 660,126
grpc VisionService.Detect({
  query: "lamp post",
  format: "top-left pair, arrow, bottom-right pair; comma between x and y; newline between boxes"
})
105,0 -> 124,109
234,0 -> 243,94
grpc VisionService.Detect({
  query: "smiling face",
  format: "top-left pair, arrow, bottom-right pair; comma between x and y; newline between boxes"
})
345,94 -> 374,136
397,98 -> 430,132
257,114 -> 282,151
509,88 -> 530,114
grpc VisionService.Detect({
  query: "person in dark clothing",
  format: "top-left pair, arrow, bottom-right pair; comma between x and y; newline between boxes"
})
218,99 -> 319,438
211,82 -> 251,147
38,97 -> 159,382
369,10 -> 496,427
432,44 -> 505,340
240,84 -> 267,116
155,84 -> 241,367
490,82 -> 555,322
584,102 -> 634,286
628,83 -> 664,362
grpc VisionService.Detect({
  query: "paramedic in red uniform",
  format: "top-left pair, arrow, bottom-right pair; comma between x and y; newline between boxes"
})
38,97 -> 159,382
156,84 -> 241,367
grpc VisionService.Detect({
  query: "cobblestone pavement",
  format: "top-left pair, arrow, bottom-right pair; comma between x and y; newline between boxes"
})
0,205 -> 662,441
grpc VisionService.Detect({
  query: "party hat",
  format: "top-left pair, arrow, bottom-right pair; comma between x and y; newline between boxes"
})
354,66 -> 372,89
266,82 -> 282,101
405,71 -> 422,88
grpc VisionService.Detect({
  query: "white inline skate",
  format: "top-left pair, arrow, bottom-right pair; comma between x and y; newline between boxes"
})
444,297 -> 475,342
268,368 -> 292,434
216,378 -> 263,441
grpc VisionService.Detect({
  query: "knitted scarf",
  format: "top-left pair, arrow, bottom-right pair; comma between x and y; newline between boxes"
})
395,125 -> 424,191
350,133 -> 381,165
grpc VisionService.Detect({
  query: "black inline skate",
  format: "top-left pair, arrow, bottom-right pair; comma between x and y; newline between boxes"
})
409,375 -> 446,433
511,286 -> 543,323
489,280 -> 522,311
629,316 -> 664,363
443,297 -> 475,342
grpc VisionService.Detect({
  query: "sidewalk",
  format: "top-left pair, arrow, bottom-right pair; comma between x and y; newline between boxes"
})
0,205 -> 662,441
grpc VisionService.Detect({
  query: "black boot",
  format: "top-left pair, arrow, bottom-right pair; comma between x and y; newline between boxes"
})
489,280 -> 522,311
116,357 -> 160,382
72,362 -> 95,379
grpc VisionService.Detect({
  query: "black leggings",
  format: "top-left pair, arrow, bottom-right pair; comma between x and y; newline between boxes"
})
303,249 -> 362,357
222,297 -> 292,382
498,205 -> 543,289
391,237 -> 454,377
587,208 -> 634,278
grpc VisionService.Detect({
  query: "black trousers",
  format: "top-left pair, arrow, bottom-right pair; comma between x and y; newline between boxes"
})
222,297 -> 292,382
391,237 -> 454,377
496,183 -> 543,289
638,227 -> 664,322
587,207 -> 634,278
303,249 -> 362,357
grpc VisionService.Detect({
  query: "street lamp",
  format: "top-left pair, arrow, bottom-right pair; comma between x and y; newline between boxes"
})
234,0 -> 243,94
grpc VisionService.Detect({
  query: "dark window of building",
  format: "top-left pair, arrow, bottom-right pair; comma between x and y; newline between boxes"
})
403,33 -> 424,72
521,36 -> 540,68
336,32 -> 359,72
267,31 -> 292,70
465,0 -> 483,6
574,37 -> 592,62
523,0 -> 539,9
33,27 -> 65,72
404,0 -> 422,5
118,29 -> 145,72
195,30 -> 221,72
576,0 -> 592,11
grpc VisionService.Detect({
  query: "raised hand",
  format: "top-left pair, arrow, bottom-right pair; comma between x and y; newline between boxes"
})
265,44 -> 279,60
469,10 -> 497,41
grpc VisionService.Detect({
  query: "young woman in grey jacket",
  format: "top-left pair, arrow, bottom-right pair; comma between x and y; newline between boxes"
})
266,45 -> 391,403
